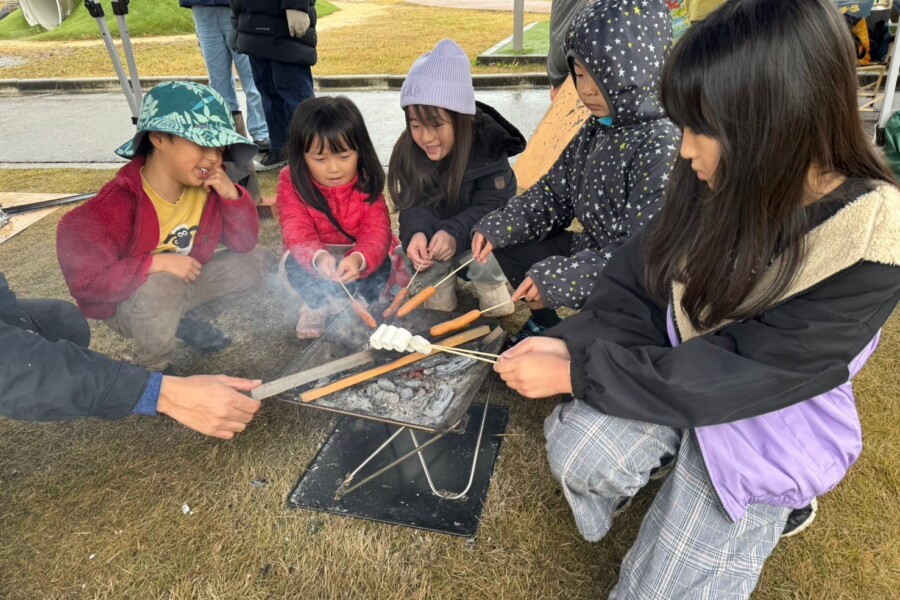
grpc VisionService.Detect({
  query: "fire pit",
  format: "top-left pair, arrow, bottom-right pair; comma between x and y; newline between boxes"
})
274,307 -> 505,432
277,305 -> 510,536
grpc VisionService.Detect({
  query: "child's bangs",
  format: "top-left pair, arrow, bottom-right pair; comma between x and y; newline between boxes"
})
304,118 -> 357,156
661,39 -> 717,138
406,104 -> 449,128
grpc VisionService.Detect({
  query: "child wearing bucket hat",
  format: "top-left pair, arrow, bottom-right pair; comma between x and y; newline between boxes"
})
58,81 -> 274,372
387,39 -> 526,316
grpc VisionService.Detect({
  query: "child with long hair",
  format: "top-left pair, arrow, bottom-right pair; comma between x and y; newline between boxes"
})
277,96 -> 407,339
388,39 -> 526,316
495,0 -> 900,596
472,0 -> 679,346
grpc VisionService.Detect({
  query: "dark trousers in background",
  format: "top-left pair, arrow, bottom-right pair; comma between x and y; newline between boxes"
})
492,232 -> 573,327
18,298 -> 91,348
284,254 -> 392,309
248,57 -> 315,153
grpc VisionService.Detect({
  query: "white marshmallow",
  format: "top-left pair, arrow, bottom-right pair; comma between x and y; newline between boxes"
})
370,324 -> 388,350
390,328 -> 413,352
380,325 -> 399,351
409,335 -> 432,355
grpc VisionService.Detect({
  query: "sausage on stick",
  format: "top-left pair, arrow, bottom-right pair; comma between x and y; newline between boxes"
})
395,257 -> 475,318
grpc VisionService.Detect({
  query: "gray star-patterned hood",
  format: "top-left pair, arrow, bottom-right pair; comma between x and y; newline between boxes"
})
566,0 -> 671,127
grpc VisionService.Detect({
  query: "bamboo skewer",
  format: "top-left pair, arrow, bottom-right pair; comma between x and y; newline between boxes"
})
430,345 -> 500,359
428,346 -> 498,364
434,256 -> 475,288
480,299 -> 514,314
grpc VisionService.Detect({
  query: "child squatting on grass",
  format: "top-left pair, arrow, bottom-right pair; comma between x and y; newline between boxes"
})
472,0 -> 679,347
388,39 -> 527,317
57,81 -> 274,373
494,0 -> 900,597
276,96 -> 409,340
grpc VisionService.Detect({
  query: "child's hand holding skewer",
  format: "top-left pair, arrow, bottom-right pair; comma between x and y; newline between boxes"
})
313,252 -> 337,279
495,337 -> 572,399
336,253 -> 364,283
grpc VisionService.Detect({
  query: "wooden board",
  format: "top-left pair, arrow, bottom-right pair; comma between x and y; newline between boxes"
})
0,192 -> 73,245
513,78 -> 591,191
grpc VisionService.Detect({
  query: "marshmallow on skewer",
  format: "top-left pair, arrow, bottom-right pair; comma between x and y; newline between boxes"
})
389,327 -> 413,352
369,324 -> 388,350
408,335 -> 432,355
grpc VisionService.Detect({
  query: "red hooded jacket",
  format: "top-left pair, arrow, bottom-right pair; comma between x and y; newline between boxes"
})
57,156 -> 260,320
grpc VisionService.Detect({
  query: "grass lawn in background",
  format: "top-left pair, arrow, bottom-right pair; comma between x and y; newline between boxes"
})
0,0 -> 547,78
0,168 -> 897,599
495,20 -> 549,56
0,0 -> 338,41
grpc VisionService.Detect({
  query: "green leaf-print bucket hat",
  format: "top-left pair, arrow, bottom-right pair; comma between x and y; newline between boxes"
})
115,81 -> 258,165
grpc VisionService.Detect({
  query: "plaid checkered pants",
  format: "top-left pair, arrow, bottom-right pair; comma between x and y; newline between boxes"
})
545,399 -> 791,599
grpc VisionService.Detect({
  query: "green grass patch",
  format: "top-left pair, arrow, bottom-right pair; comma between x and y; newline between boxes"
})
495,20 -> 549,56
0,0 -> 337,41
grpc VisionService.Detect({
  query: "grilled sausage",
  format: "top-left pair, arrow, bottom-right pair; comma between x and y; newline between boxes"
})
396,286 -> 437,318
429,310 -> 481,337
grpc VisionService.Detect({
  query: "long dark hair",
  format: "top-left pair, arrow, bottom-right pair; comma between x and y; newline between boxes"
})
287,96 -> 385,214
387,104 -> 475,213
646,0 -> 894,330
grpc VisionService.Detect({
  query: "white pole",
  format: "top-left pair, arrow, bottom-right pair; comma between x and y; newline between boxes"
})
513,0 -> 525,52
876,30 -> 900,134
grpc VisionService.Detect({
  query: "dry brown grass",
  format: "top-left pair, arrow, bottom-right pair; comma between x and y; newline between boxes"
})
0,1 -> 548,80
0,169 -> 897,598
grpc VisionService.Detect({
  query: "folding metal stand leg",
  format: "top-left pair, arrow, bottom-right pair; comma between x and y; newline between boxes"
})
335,387 -> 494,501
84,0 -> 140,122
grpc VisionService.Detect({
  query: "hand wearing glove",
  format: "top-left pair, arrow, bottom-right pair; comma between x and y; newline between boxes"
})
286,9 -> 310,38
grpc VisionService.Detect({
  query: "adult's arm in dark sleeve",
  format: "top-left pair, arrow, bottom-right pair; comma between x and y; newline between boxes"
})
0,273 -> 37,332
0,323 -> 150,421
564,261 -> 900,427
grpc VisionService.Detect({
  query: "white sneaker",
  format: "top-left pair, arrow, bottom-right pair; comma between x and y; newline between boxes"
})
472,281 -> 515,317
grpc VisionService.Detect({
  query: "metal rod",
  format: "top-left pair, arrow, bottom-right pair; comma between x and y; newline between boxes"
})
335,428 -> 453,499
115,12 -> 143,111
434,257 -> 475,288
86,0 -> 138,117
338,426 -> 406,491
411,380 -> 494,500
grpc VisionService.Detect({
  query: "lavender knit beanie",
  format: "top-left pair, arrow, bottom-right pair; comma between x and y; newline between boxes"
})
400,39 -> 476,115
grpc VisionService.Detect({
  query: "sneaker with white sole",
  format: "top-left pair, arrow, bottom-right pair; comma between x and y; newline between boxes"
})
254,148 -> 287,171
781,498 -> 817,538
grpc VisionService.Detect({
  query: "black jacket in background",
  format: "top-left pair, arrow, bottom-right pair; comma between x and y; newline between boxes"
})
231,0 -> 318,66
398,101 -> 527,256
0,273 -> 149,422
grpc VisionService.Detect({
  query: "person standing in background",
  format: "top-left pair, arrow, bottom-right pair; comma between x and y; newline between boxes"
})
180,0 -> 270,154
547,0 -> 589,101
231,0 -> 317,172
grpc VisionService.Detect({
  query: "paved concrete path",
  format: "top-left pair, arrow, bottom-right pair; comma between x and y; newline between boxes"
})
0,88 -> 552,170
405,0 -> 551,13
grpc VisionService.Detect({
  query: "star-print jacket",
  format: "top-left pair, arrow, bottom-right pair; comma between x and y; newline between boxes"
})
398,102 -> 527,258
474,0 -> 679,310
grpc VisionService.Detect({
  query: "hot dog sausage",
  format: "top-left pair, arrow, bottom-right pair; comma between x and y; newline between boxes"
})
382,287 -> 410,319
396,286 -> 437,318
429,309 -> 481,337
352,299 -> 378,329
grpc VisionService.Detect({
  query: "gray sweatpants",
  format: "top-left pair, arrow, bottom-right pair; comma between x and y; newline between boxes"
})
106,247 -> 273,370
544,399 -> 791,599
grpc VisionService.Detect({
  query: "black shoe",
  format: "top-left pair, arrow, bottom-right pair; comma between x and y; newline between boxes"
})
503,317 -> 547,350
649,454 -> 675,480
176,318 -> 231,353
254,148 -> 287,171
253,138 -> 270,152
781,498 -> 817,538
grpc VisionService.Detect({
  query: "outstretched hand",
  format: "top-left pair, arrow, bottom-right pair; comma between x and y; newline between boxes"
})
157,375 -> 262,439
